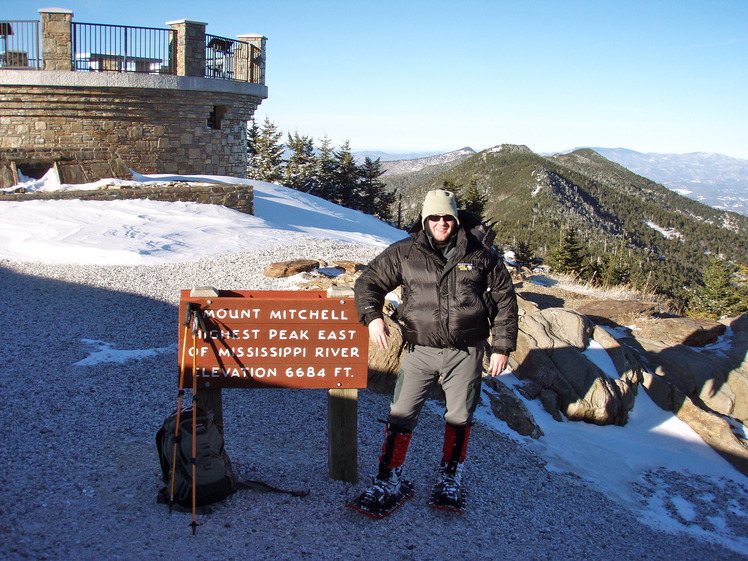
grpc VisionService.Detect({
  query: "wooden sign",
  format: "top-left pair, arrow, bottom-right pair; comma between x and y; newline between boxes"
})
178,289 -> 369,390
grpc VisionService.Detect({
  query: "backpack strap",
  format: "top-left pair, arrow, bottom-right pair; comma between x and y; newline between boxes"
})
235,479 -> 310,497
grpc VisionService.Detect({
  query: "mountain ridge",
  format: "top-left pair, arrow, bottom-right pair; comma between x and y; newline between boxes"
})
360,146 -> 748,216
379,144 -> 748,306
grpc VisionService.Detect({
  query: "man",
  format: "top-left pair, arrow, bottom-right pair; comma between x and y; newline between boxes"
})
350,189 -> 518,515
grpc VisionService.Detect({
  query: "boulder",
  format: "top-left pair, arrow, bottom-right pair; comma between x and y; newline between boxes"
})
513,307 -> 638,425
330,260 -> 365,274
719,316 -> 748,421
574,299 -> 659,326
263,259 -> 320,278
591,325 -> 642,420
365,313 -> 405,394
635,317 -> 726,347
633,336 -> 740,421
483,378 -> 543,439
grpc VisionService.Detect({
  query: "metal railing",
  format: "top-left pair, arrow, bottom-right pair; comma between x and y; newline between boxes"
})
0,20 -> 41,69
205,33 -> 260,82
0,19 -> 262,82
72,22 -> 176,74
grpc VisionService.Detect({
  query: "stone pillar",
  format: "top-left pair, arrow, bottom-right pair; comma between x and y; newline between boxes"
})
237,34 -> 266,85
166,19 -> 206,77
39,8 -> 73,71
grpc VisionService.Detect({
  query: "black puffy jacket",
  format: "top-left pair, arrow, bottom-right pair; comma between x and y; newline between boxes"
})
354,212 -> 518,353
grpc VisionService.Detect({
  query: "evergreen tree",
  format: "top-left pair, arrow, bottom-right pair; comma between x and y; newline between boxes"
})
359,156 -> 394,221
688,257 -> 748,319
315,135 -> 338,202
456,177 -> 487,217
547,227 -> 586,276
333,140 -> 361,208
513,240 -> 535,270
283,131 -> 317,192
246,118 -> 260,159
247,116 -> 284,183
601,246 -> 632,287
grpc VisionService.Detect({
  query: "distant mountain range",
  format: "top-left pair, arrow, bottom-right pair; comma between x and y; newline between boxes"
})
377,147 -> 477,175
579,148 -> 748,216
358,147 -> 748,216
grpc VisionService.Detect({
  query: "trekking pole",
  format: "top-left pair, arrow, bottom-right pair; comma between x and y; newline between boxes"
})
189,309 -> 201,535
169,302 -> 194,511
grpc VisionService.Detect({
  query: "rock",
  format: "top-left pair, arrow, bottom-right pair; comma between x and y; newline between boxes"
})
591,325 -> 642,422
635,316 -> 726,347
575,299 -> 660,326
263,259 -> 321,278
633,336 -> 740,421
329,260 -> 365,274
483,378 -> 543,439
365,313 -> 405,394
517,294 -> 540,315
513,307 -> 636,425
539,389 -> 563,422
719,316 -> 748,421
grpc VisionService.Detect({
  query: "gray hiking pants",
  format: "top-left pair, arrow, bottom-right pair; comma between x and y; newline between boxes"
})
387,344 -> 486,432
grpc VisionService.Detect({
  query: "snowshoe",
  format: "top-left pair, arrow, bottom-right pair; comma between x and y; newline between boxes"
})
428,462 -> 466,513
347,468 -> 414,519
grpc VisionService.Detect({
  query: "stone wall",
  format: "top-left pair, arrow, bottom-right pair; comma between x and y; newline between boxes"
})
0,84 -> 261,187
0,182 -> 254,215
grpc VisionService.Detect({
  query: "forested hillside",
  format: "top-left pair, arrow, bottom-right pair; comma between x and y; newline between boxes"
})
385,145 -> 748,309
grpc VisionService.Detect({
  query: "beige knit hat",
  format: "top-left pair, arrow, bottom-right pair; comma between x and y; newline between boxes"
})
421,189 -> 459,228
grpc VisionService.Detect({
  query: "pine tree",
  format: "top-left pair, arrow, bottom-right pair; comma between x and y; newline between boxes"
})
246,118 -> 260,159
283,131 -> 317,192
456,177 -> 487,217
333,140 -> 361,208
315,135 -> 338,202
688,257 -> 748,319
547,227 -> 586,276
359,156 -> 394,221
513,240 -> 535,270
247,116 -> 284,183
601,246 -> 632,287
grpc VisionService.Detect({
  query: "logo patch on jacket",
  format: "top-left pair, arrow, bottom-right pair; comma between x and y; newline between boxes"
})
457,262 -> 474,271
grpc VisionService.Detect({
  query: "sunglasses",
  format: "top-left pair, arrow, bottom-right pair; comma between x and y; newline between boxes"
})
427,215 -> 455,223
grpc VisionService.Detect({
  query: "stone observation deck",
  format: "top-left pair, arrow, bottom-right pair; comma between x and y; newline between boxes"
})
0,8 -> 268,187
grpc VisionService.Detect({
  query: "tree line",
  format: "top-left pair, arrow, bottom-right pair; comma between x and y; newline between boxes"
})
247,117 -> 395,221
540,226 -> 748,319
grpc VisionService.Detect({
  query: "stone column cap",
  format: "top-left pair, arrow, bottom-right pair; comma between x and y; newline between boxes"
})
165,19 -> 208,26
38,7 -> 74,14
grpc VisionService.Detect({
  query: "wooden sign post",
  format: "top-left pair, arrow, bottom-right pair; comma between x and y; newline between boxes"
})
177,288 -> 368,483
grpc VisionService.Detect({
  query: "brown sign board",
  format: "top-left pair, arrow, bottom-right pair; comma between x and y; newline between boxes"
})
178,289 -> 369,390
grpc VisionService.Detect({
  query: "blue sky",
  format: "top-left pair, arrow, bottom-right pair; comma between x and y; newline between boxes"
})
5,1 -> 748,157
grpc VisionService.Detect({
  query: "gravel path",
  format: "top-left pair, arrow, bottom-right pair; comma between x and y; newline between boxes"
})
1,241 -> 745,561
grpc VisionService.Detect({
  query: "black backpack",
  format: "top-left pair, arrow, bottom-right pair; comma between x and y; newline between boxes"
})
156,407 -> 237,509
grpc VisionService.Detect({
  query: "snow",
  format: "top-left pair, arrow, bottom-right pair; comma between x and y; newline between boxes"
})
645,219 -> 684,240
1,172 -> 747,559
0,171 -> 405,265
